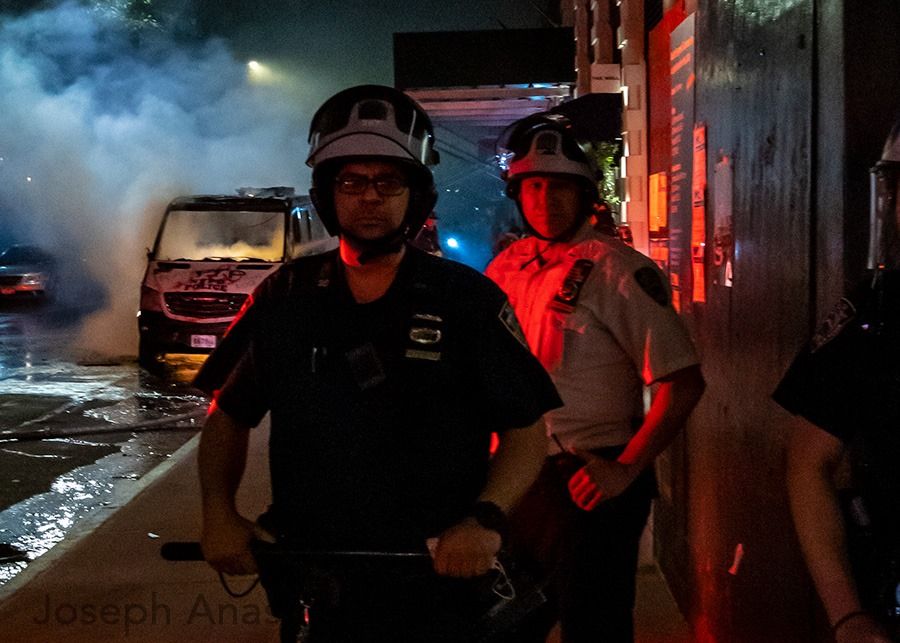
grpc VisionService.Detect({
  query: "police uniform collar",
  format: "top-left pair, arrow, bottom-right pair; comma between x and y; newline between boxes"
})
329,242 -> 421,304
531,220 -> 596,254
526,221 -> 597,264
569,220 -> 600,246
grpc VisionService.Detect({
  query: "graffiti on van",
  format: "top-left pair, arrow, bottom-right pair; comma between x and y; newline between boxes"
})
175,267 -> 248,293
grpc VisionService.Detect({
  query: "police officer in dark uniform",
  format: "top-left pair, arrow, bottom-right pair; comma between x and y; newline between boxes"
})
776,117 -> 900,643
194,85 -> 561,642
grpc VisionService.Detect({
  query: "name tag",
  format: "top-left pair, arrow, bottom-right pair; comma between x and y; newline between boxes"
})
549,259 -> 594,313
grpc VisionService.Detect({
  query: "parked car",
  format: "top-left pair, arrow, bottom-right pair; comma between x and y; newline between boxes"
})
0,244 -> 57,300
138,189 -> 337,369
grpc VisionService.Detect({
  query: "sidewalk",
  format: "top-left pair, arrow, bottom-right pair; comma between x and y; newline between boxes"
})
0,417 -> 691,642
0,420 -> 278,642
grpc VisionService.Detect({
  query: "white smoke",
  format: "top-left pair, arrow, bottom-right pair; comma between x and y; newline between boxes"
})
0,1 -> 315,356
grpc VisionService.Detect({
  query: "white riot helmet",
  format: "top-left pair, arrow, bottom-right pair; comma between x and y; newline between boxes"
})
497,112 -> 599,198
306,85 -> 439,243
496,112 -> 600,240
868,118 -> 900,269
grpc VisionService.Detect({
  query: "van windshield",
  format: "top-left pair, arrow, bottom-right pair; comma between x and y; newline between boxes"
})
155,210 -> 285,262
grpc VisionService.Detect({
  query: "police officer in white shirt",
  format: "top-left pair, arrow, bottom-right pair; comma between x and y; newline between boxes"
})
486,113 -> 705,643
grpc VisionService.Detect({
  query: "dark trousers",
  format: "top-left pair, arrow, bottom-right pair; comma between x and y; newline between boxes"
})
509,449 -> 656,643
255,551 -> 475,642
254,540 -> 542,642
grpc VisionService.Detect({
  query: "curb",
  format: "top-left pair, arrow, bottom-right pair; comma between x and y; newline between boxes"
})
0,431 -> 201,604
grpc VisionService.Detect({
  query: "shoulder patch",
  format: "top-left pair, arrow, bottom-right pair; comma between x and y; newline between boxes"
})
634,267 -> 670,306
810,297 -> 856,353
499,301 -> 529,348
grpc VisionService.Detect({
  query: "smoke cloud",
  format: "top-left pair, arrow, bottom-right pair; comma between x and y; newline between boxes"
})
0,1 -> 317,356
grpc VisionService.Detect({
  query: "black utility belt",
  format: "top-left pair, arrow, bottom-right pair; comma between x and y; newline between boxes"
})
547,445 -> 659,500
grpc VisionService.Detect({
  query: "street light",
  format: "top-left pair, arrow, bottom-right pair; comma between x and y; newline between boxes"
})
246,60 -> 274,84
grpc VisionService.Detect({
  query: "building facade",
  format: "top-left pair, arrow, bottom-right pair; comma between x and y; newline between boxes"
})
566,1 -> 900,640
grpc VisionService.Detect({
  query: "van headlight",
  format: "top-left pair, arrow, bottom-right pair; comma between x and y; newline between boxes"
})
140,284 -> 164,312
20,273 -> 47,286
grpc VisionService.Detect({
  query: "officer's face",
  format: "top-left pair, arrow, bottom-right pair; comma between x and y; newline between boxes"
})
333,161 -> 410,241
519,176 -> 581,238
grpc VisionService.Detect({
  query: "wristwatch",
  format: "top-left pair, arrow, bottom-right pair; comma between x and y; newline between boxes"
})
468,501 -> 508,540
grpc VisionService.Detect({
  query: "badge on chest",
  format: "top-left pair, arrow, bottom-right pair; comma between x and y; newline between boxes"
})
549,259 -> 595,313
405,312 -> 443,361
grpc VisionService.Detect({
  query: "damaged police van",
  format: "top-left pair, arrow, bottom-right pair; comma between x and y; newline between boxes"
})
138,188 -> 336,369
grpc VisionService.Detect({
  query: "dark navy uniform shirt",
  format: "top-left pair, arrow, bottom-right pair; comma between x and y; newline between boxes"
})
195,246 -> 562,551
773,271 -> 900,445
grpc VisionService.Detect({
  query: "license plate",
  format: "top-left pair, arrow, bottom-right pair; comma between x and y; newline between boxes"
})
190,334 -> 217,349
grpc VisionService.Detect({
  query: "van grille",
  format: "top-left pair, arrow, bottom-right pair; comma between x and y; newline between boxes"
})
163,292 -> 248,319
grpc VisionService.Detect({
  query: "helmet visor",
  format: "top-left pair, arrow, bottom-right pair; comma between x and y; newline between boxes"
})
307,85 -> 438,167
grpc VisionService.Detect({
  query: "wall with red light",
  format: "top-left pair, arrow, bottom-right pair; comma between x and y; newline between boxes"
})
647,1 -> 900,641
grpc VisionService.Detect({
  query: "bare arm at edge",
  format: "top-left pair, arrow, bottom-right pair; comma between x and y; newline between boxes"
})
786,417 -> 891,642
198,403 -> 272,575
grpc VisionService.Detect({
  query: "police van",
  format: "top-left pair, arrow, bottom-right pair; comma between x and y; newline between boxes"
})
138,188 -> 336,369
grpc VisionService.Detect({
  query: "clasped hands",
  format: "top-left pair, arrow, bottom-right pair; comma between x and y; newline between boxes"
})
567,449 -> 639,511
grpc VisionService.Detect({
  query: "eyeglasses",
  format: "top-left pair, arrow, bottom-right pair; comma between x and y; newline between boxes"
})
334,173 -> 408,196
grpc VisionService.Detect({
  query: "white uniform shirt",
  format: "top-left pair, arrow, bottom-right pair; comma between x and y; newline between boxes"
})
485,222 -> 700,452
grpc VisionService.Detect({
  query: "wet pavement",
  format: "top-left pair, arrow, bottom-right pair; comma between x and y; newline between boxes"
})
0,300 -> 209,587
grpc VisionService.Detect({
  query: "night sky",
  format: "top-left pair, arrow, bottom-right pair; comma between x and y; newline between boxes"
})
193,0 -> 556,89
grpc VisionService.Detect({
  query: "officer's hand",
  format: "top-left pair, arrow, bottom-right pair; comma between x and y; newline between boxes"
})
200,512 -> 275,576
833,612 -> 893,643
430,518 -> 502,578
568,449 -> 638,511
